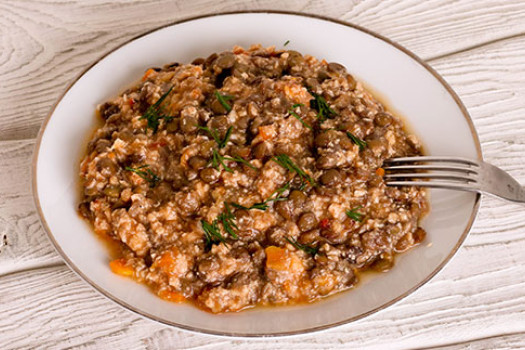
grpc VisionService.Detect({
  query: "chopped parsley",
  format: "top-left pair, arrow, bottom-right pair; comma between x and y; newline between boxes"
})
284,40 -> 290,46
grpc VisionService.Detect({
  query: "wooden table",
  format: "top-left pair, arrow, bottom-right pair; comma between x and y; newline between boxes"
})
2,1 -> 525,348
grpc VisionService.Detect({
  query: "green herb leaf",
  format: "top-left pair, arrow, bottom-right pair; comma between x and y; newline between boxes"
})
346,132 -> 367,151
307,88 -> 337,123
125,165 -> 160,188
285,236 -> 318,256
272,154 -> 316,187
222,155 -> 257,169
284,40 -> 290,46
220,126 -> 233,148
199,124 -> 257,174
201,219 -> 226,250
197,125 -> 232,149
266,182 -> 290,204
231,183 -> 290,211
289,105 -> 312,130
230,203 -> 249,210
346,206 -> 364,222
217,202 -> 239,240
214,90 -> 234,112
231,202 -> 268,211
211,149 -> 233,173
210,150 -> 258,173
139,87 -> 174,133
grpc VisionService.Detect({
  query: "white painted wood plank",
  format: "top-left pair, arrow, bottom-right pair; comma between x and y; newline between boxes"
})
429,35 -> 525,248
438,332 -> 525,350
343,0 -> 525,60
0,140 -> 62,276
2,0 -> 525,141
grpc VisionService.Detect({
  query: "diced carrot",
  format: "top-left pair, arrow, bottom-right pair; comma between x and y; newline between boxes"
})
258,125 -> 276,141
265,246 -> 288,271
283,83 -> 310,104
142,68 -> 156,81
376,167 -> 385,177
190,88 -> 201,100
232,46 -> 245,54
152,251 -> 175,274
80,158 -> 89,174
109,258 -> 134,277
265,246 -> 304,274
158,289 -> 186,303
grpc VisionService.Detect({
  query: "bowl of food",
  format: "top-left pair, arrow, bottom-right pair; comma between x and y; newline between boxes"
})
33,11 -> 481,336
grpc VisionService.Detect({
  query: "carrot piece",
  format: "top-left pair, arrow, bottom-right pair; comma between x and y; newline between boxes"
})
232,46 -> 244,54
376,167 -> 385,177
265,246 -> 305,274
258,125 -> 275,141
142,68 -> 156,81
109,259 -> 134,277
265,246 -> 288,271
158,289 -> 186,303
152,251 -> 175,274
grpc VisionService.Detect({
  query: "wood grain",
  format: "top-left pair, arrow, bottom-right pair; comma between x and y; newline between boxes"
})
0,140 -> 62,276
2,0 -> 525,349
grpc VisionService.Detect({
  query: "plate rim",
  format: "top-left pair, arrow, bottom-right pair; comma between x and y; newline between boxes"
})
31,10 -> 482,337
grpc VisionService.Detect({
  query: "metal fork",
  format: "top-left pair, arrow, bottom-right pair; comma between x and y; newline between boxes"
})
383,156 -> 525,203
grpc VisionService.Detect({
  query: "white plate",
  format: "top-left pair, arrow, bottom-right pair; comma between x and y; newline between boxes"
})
33,11 -> 481,337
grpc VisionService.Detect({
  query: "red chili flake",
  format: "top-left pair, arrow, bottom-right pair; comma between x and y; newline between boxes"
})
148,140 -> 167,149
319,218 -> 330,229
128,98 -> 135,106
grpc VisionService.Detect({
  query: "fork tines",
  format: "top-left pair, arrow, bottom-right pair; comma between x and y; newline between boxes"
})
382,156 -> 481,191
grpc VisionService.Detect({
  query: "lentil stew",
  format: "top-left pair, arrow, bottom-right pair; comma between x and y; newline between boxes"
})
78,44 -> 428,313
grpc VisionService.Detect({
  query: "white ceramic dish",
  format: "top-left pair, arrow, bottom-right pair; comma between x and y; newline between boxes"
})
33,11 -> 481,337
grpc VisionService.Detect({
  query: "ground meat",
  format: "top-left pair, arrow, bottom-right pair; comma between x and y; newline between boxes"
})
79,44 -> 428,313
